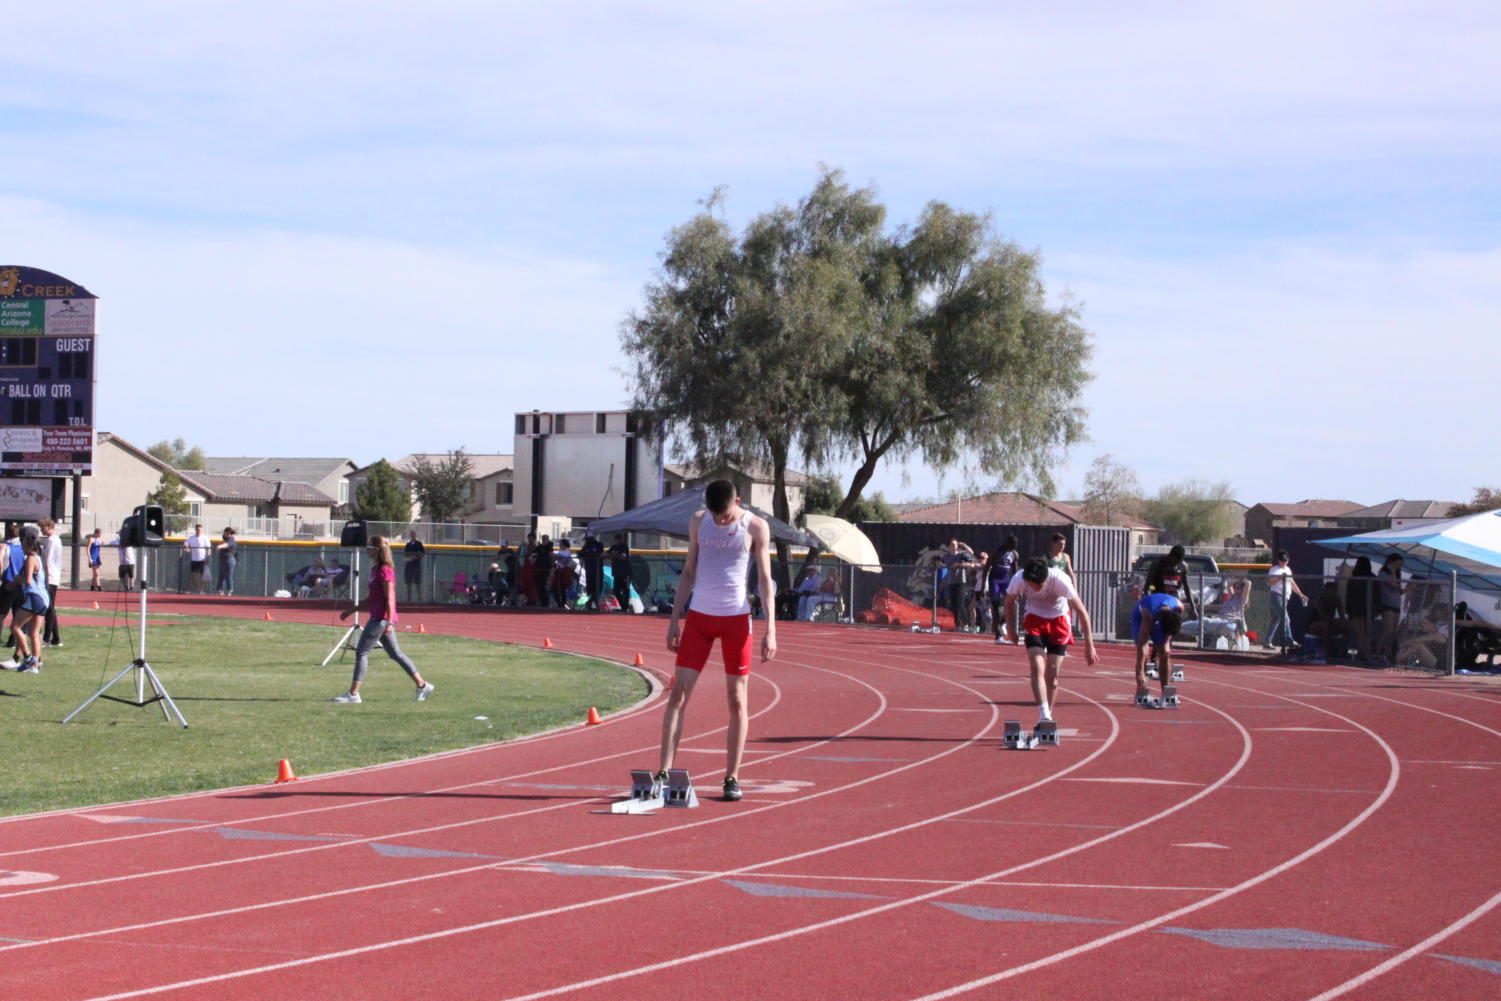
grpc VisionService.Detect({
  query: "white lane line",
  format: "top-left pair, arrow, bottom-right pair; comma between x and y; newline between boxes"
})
59,673 -> 1120,1000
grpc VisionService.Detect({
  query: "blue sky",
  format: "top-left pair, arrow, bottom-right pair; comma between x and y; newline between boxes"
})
6,1 -> 1497,508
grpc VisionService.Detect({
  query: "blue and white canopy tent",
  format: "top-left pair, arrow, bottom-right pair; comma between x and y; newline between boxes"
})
588,488 -> 817,547
1316,510 -> 1501,623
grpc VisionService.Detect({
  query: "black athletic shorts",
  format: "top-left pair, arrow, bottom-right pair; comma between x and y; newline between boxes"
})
1024,633 -> 1068,657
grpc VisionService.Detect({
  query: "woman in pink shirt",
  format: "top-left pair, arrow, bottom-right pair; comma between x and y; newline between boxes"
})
333,536 -> 434,704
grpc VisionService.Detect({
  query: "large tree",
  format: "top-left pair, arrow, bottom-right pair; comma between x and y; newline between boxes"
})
147,438 -> 205,470
625,169 -> 1092,571
1140,479 -> 1237,545
408,449 -> 474,524
1081,454 -> 1141,526
623,172 -> 879,580
352,459 -> 412,524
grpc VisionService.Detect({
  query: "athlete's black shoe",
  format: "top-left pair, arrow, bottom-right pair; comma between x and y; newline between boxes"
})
722,777 -> 743,802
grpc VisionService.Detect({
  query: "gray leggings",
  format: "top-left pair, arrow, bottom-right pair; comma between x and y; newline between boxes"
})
352,617 -> 419,685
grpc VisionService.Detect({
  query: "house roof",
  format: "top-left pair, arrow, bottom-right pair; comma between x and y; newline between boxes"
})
664,462 -> 809,488
1343,499 -> 1461,520
175,470 -> 335,506
1254,499 -> 1364,517
898,491 -> 1158,530
361,454 -> 514,479
202,457 -> 356,482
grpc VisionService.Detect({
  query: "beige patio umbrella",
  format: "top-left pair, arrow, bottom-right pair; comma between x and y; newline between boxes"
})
802,515 -> 882,572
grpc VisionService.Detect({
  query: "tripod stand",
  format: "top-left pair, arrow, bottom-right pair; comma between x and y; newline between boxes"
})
320,550 -> 362,666
63,549 -> 188,728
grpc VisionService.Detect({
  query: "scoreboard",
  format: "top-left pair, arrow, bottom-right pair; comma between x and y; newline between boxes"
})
0,266 -> 96,476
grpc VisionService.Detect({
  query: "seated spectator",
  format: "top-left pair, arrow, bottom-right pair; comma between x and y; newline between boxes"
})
798,567 -> 840,622
1181,577 -> 1253,649
1301,582 -> 1349,662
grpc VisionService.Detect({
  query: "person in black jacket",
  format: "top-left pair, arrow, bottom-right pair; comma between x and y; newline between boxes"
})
1145,544 -> 1199,620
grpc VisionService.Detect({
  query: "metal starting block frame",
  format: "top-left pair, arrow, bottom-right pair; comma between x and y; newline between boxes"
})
611,769 -> 665,814
663,768 -> 698,808
1171,668 -> 1185,682
1154,686 -> 1180,710
1004,719 -> 1056,750
1146,666 -> 1158,681
1147,666 -> 1186,683
1135,691 -> 1153,707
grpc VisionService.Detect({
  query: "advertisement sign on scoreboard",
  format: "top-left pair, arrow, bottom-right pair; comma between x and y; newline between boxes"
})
0,266 -> 96,476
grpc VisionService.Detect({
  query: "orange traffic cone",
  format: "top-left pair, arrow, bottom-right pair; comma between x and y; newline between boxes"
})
633,652 -> 645,666
92,601 -> 100,610
418,623 -> 427,634
264,611 -> 273,621
585,707 -> 602,725
274,759 -> 298,783
544,637 -> 555,649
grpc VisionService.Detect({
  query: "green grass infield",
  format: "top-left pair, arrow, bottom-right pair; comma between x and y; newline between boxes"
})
0,613 -> 647,817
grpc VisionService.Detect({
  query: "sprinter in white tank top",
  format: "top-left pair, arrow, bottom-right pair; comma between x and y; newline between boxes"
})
660,480 -> 777,802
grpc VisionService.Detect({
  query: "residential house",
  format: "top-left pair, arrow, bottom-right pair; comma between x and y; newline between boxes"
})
345,453 -> 518,532
201,457 -> 357,511
661,462 -> 809,518
65,433 -> 337,538
1337,499 -> 1461,532
1244,499 -> 1364,545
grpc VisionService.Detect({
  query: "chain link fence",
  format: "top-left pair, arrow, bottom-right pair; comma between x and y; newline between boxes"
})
85,541 -> 1466,674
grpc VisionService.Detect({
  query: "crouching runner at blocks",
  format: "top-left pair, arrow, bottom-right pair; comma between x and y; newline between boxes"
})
1132,592 -> 1183,706
660,480 -> 777,802
1003,558 -> 1098,726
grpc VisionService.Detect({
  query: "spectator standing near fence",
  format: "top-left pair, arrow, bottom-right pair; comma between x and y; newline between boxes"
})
0,523 -> 22,663
1375,554 -> 1405,665
971,552 -> 991,633
660,480 -> 777,803
1343,557 -> 1375,662
941,539 -> 978,631
580,531 -> 605,610
1044,533 -> 1075,583
609,533 -> 633,613
116,533 -> 136,591
87,528 -> 104,591
1003,558 -> 1098,724
184,525 -> 211,594
402,530 -> 425,604
1263,551 -> 1306,650
215,528 -> 238,595
39,518 -> 63,647
333,535 -> 433,704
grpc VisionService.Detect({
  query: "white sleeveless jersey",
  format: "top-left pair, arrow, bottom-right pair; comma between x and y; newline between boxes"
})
688,509 -> 753,616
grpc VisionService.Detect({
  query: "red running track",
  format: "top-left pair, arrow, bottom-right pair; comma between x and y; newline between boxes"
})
3,595 -> 1501,1001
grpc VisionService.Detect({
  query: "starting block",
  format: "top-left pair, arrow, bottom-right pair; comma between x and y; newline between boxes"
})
610,769 -> 665,814
1146,666 -> 1159,681
1003,720 -> 1048,750
663,768 -> 699,808
1162,686 -> 1180,709
1171,668 -> 1185,682
1134,691 -> 1153,708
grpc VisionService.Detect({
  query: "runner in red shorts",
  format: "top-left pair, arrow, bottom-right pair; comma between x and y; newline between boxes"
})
1002,558 -> 1098,725
660,480 -> 777,801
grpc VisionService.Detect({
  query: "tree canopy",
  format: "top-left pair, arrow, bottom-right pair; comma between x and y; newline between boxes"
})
1081,454 -> 1141,527
1449,487 -> 1500,517
146,470 -> 191,516
623,167 -> 1092,567
147,438 -> 205,470
1140,479 -> 1237,546
352,459 -> 412,525
408,449 -> 474,524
